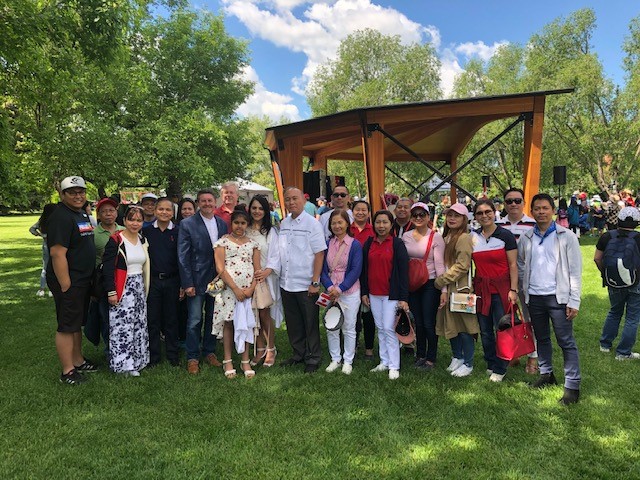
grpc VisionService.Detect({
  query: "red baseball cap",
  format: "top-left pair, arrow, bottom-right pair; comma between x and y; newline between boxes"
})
95,197 -> 118,212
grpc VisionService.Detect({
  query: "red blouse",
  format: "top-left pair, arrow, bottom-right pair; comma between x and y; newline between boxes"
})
367,235 -> 393,296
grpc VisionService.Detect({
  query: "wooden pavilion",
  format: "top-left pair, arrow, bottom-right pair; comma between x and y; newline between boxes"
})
264,89 -> 573,214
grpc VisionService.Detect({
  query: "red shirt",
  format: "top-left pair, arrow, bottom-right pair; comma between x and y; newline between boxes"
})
350,222 -> 374,246
213,205 -> 233,230
367,236 -> 394,296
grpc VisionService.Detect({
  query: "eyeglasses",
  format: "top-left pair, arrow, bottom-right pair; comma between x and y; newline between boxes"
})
474,209 -> 494,217
411,211 -> 428,219
64,189 -> 86,197
332,192 -> 348,198
505,198 -> 523,205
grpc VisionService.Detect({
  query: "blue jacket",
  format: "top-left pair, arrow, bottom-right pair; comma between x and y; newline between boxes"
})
320,237 -> 363,292
177,213 -> 227,295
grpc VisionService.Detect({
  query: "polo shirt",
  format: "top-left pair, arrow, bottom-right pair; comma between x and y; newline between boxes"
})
213,205 -> 233,230
367,235 -> 393,296
278,211 -> 327,292
142,220 -> 179,275
496,213 -> 535,241
471,226 -> 517,279
94,222 -> 125,266
46,202 -> 96,287
350,222 -> 374,246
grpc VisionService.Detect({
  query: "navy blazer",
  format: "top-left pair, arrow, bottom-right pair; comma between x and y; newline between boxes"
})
177,213 -> 227,294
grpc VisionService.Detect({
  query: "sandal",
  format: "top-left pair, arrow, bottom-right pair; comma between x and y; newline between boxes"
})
222,359 -> 236,379
250,347 -> 267,367
263,347 -> 277,367
525,357 -> 539,375
241,360 -> 256,379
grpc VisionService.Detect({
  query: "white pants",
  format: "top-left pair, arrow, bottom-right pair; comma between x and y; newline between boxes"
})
326,290 -> 360,365
370,295 -> 400,370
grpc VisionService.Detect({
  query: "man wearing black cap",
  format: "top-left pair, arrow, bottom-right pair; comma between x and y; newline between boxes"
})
47,176 -> 98,384
594,206 -> 640,360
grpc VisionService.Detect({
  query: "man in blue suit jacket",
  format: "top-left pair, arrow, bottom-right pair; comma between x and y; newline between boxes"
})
178,189 -> 227,374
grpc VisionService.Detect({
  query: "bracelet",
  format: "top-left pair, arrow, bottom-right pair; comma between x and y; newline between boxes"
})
509,289 -> 518,293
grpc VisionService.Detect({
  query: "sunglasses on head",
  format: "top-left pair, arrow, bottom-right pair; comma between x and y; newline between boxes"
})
411,211 -> 428,219
332,192 -> 347,198
505,198 -> 523,205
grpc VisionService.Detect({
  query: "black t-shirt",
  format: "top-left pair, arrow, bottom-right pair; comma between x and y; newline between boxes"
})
46,202 -> 96,286
596,229 -> 640,252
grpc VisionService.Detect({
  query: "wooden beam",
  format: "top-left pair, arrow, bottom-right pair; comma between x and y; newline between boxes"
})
312,154 -> 327,172
278,136 -> 304,193
523,96 -> 545,214
271,157 -> 286,217
384,118 -> 460,156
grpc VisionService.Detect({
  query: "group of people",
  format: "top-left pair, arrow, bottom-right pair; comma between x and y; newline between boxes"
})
43,175 -> 640,406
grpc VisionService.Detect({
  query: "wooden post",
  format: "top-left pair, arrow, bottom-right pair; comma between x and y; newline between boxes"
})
276,136 -> 303,215
362,126 -> 385,212
523,96 -> 545,214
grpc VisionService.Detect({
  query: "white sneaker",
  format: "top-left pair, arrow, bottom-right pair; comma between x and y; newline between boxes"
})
599,346 -> 610,353
446,358 -> 464,372
615,352 -> 640,360
489,372 -> 506,382
342,364 -> 352,375
130,370 -> 140,377
388,369 -> 400,380
47,290 -> 53,297
486,369 -> 493,375
370,363 -> 389,372
36,289 -> 45,297
325,361 -> 341,372
451,364 -> 473,377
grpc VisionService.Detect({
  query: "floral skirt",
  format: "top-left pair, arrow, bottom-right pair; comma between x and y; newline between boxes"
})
109,274 -> 149,373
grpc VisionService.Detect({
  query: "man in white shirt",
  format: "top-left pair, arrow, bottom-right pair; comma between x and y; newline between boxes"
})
278,187 -> 327,373
319,186 -> 353,240
518,193 -> 582,405
497,187 -> 538,373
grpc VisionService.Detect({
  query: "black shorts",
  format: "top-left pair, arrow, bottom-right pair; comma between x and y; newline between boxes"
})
48,279 -> 91,333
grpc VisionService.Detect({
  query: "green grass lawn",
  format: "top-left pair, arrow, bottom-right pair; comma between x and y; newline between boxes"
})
1,215 -> 639,479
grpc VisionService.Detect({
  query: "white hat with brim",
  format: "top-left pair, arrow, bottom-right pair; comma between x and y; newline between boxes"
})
60,176 -> 86,191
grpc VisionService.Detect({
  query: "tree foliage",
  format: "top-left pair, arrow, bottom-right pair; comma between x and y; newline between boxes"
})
0,0 -> 254,208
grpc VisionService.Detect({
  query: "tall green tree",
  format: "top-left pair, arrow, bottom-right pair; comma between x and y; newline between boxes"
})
306,28 -> 442,196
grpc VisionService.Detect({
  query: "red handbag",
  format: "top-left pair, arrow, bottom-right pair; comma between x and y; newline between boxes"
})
408,231 -> 435,292
496,303 -> 535,361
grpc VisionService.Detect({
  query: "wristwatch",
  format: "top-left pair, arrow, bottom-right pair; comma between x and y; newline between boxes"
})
311,281 -> 320,287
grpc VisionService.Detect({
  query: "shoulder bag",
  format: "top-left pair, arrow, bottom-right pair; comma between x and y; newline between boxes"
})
408,231 -> 435,292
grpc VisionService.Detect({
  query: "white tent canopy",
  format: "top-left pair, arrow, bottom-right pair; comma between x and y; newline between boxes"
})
232,178 -> 273,204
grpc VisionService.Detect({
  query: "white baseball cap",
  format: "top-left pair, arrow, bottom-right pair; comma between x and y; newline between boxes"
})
618,206 -> 640,223
60,176 -> 87,191
141,193 -> 158,201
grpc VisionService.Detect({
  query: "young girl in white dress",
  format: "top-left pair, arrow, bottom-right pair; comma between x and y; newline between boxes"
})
213,208 -> 260,379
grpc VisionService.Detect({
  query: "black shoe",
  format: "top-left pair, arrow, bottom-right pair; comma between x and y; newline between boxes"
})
60,369 -> 88,385
531,372 -> 558,389
559,387 -> 580,405
414,357 -> 427,368
304,364 -> 319,374
74,359 -> 98,373
147,361 -> 160,369
418,362 -> 434,372
403,347 -> 415,356
280,358 -> 304,367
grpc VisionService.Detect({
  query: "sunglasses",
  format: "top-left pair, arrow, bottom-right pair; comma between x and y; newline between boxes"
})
411,211 -> 428,219
332,192 -> 348,198
474,209 -> 494,217
505,198 -> 523,205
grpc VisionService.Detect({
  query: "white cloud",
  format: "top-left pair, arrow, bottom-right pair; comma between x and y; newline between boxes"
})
236,66 -> 301,121
222,1 -> 507,114
454,40 -> 509,62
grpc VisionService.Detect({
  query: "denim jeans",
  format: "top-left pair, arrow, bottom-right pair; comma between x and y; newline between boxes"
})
40,240 -> 50,290
477,293 -> 509,375
409,279 -> 440,363
600,284 -> 640,356
186,294 -> 216,361
529,294 -> 581,390
450,333 -> 475,367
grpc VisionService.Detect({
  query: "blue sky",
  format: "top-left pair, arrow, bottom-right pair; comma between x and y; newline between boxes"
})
195,0 -> 639,122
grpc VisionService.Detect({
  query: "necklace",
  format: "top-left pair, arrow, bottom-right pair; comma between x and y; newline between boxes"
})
230,232 -> 245,239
